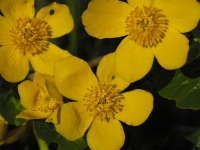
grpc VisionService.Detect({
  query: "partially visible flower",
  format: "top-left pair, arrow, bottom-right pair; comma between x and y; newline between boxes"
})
16,72 -> 63,124
0,0 -> 73,82
82,0 -> 200,82
54,53 -> 153,150
0,115 -> 27,145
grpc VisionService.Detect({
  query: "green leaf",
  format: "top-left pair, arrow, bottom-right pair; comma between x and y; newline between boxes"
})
155,59 -> 200,109
33,120 -> 87,150
198,136 -> 200,148
0,91 -> 26,126
186,128 -> 200,144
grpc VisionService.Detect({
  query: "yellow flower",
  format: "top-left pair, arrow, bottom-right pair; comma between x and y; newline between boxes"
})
0,0 -> 73,82
54,53 -> 153,150
16,72 -> 63,124
0,115 -> 27,145
82,0 -> 200,82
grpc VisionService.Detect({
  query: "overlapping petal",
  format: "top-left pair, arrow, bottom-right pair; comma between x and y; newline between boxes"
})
18,80 -> 41,110
153,27 -> 189,70
96,53 -> 130,91
115,37 -> 154,82
0,0 -> 34,23
54,56 -> 97,101
116,89 -> 153,126
82,0 -> 133,39
36,2 -> 74,38
29,43 -> 71,76
45,79 -> 63,103
16,110 -> 51,120
87,118 -> 125,150
33,72 -> 54,91
158,0 -> 200,33
55,102 -> 93,141
0,15 -> 13,45
0,45 -> 29,82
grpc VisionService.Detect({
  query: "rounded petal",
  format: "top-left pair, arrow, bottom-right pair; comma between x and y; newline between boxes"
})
29,43 -> 71,76
54,56 -> 97,101
115,37 -> 154,82
33,72 -> 54,91
128,0 -> 162,8
0,0 -> 34,23
82,0 -> 133,39
45,79 -> 63,103
116,89 -> 153,126
16,110 -> 51,120
36,2 -> 74,38
55,102 -> 93,141
158,0 -> 200,32
0,15 -> 13,45
153,27 -> 189,70
87,118 -> 125,150
18,80 -> 41,110
0,45 -> 29,82
97,53 -> 130,91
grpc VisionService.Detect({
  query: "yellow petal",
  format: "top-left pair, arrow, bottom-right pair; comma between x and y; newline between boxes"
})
45,106 -> 60,124
115,37 -> 154,82
0,45 -> 29,82
153,27 -> 189,70
96,53 -> 130,91
116,89 -> 153,126
16,110 -> 51,120
33,72 -> 54,91
0,15 -> 13,45
45,79 -> 63,103
0,123 -> 27,145
0,0 -> 34,23
36,2 -> 74,38
55,102 -> 93,141
29,43 -> 71,76
0,115 -> 8,140
82,0 -> 133,39
128,0 -> 162,8
54,56 -> 97,101
87,118 -> 125,150
18,80 -> 41,110
158,0 -> 200,32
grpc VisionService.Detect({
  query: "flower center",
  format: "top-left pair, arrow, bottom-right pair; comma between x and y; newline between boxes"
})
83,83 -> 124,122
10,17 -> 52,55
37,91 -> 60,112
126,6 -> 169,48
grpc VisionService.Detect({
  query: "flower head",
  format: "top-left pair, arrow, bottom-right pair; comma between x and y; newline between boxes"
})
54,53 -> 153,150
0,0 -> 73,82
16,72 -> 63,124
82,0 -> 200,82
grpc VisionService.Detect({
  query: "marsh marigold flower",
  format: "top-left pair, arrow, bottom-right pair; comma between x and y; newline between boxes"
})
16,72 -> 63,124
82,0 -> 200,82
54,53 -> 153,150
0,0 -> 73,82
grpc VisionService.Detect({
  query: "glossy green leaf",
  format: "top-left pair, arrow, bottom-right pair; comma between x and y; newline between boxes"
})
156,59 -> 200,109
0,91 -> 26,126
33,120 -> 87,150
186,128 -> 200,144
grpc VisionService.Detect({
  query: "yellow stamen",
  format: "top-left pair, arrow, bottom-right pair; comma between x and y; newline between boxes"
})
37,91 -> 60,112
10,17 -> 52,55
126,6 -> 168,48
83,83 -> 124,122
